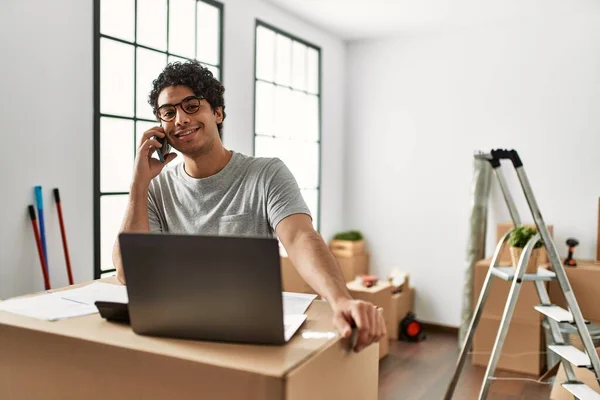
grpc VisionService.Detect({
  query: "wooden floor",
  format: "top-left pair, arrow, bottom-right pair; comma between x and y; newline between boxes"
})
378,331 -> 553,400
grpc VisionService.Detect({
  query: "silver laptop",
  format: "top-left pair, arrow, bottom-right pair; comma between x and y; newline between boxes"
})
119,232 -> 304,345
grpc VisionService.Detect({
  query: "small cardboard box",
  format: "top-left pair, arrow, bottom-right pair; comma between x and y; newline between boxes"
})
497,222 -> 554,265
280,256 -> 317,295
550,348 -> 600,400
389,287 -> 415,340
334,253 -> 369,282
330,240 -> 365,257
548,260 -> 600,322
473,258 -> 547,321
347,280 -> 394,340
472,315 -> 545,376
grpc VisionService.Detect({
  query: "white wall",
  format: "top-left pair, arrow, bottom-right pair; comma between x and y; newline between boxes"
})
0,0 -> 95,299
345,11 -> 600,326
0,0 -> 346,299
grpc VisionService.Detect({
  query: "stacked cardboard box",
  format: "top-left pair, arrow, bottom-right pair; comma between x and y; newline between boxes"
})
548,259 -> 600,324
472,258 -> 547,375
346,280 -> 393,359
280,255 -> 317,295
389,275 -> 414,340
330,240 -> 369,282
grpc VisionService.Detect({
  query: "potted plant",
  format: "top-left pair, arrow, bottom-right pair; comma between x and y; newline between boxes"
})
508,226 -> 544,273
330,230 -> 365,257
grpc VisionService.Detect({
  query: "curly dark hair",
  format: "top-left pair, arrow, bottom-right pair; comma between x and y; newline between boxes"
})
148,61 -> 226,137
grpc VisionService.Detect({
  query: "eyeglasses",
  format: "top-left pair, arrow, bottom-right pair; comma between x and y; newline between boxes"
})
156,96 -> 204,122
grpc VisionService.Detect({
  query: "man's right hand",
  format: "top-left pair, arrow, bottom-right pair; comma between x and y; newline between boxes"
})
133,126 -> 177,187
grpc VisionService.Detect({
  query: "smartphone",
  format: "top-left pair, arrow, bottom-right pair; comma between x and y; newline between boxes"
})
153,135 -> 171,163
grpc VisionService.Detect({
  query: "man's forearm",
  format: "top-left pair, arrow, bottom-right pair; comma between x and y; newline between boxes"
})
286,231 -> 352,308
112,183 -> 151,283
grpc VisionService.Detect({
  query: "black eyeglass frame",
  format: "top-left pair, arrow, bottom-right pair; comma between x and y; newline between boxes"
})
155,95 -> 205,122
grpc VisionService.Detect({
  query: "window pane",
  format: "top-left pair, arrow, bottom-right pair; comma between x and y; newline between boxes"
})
101,0 -> 134,42
256,26 -> 275,82
101,117 -> 134,193
137,0 -> 167,51
274,85 -> 292,138
275,34 -> 291,87
101,195 -> 129,271
201,63 -> 220,81
288,90 -> 306,141
255,135 -> 283,159
168,55 -> 190,65
286,140 -> 319,190
255,81 -> 275,136
101,39 -> 134,117
196,1 -> 220,65
169,0 -> 195,58
301,189 -> 319,230
136,48 -> 166,120
307,47 -> 319,94
305,94 -> 320,142
291,42 -> 306,91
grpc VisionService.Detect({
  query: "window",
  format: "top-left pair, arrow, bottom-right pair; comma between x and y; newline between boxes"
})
254,21 -> 321,231
94,0 -> 224,278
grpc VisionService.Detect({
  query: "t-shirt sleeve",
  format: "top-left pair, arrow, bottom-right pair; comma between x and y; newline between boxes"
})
265,158 -> 312,231
147,184 -> 164,233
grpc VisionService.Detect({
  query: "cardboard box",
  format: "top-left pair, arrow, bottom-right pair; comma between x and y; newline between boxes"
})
550,348 -> 600,400
497,222 -> 554,265
330,240 -> 365,257
548,260 -> 600,322
347,280 -> 394,340
472,315 -> 545,376
280,256 -> 317,295
474,258 -> 547,321
379,330 -> 389,359
334,253 -> 369,282
0,279 -> 379,400
389,287 -> 415,340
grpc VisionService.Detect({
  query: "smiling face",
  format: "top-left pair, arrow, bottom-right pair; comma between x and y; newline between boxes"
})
157,85 -> 224,157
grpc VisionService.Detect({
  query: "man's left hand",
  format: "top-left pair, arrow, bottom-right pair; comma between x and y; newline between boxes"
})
331,298 -> 387,352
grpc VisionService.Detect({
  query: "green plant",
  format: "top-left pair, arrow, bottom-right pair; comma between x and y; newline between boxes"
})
333,230 -> 364,241
508,226 -> 543,249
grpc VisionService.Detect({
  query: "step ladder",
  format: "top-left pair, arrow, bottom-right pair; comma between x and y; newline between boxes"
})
444,149 -> 600,400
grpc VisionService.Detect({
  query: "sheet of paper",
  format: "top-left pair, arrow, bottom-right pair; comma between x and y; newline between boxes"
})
0,294 -> 98,321
282,292 -> 317,316
284,314 -> 308,342
58,282 -> 128,305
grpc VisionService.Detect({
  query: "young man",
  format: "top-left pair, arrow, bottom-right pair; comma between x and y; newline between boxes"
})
112,61 -> 385,353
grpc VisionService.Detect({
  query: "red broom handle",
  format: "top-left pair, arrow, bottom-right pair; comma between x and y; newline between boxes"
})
53,189 -> 73,285
28,205 -> 51,290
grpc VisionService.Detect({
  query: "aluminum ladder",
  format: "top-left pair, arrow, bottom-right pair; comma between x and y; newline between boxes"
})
445,149 -> 600,400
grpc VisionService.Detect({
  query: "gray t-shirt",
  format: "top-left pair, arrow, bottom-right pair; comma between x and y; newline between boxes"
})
147,151 -> 311,237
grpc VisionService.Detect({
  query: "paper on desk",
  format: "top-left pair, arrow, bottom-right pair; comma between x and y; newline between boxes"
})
0,293 -> 98,321
284,314 -> 308,342
58,282 -> 128,305
283,292 -> 317,316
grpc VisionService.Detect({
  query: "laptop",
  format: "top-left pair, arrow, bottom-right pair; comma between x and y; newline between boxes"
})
118,232 -> 306,345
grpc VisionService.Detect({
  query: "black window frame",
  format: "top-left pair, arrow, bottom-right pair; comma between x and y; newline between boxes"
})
253,19 -> 323,232
93,0 -> 224,279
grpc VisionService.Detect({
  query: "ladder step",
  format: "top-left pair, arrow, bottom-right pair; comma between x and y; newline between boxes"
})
549,345 -> 592,368
535,305 -> 575,323
490,267 -> 556,282
562,383 -> 600,399
534,305 -> 590,324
